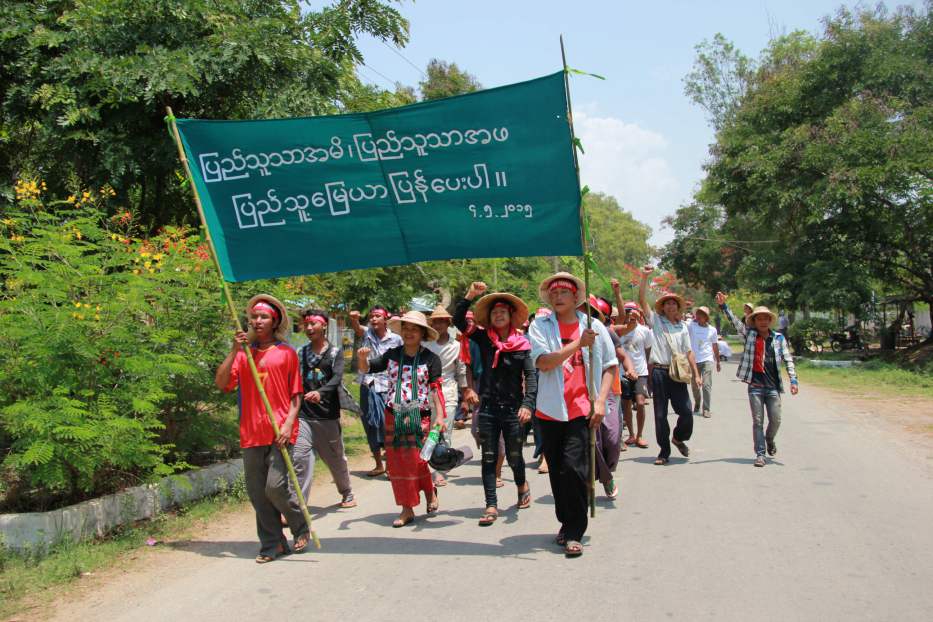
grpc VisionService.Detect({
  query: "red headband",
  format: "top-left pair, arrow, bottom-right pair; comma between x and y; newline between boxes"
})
304,314 -> 327,326
492,301 -> 513,312
548,279 -> 578,294
251,301 -> 279,321
370,309 -> 388,319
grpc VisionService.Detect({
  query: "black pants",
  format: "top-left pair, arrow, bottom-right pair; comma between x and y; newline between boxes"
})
538,416 -> 589,542
477,404 -> 526,508
651,367 -> 694,459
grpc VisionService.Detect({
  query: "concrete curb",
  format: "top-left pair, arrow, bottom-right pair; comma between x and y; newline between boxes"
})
0,459 -> 243,552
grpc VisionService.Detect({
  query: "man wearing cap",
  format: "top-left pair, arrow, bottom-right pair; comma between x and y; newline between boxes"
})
292,308 -> 356,511
688,306 -> 721,418
215,295 -> 310,563
716,292 -> 799,467
638,267 -> 702,466
611,278 -> 652,449
529,272 -> 617,556
350,306 -> 402,477
424,304 -> 474,486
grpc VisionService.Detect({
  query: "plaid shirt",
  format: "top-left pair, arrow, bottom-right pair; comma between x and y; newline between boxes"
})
721,304 -> 797,393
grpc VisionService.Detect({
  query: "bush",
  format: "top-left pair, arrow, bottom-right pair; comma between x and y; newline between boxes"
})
0,180 -> 237,511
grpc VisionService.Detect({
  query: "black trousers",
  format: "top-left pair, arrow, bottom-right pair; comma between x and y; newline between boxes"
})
651,367 -> 694,459
477,404 -> 526,508
538,416 -> 589,542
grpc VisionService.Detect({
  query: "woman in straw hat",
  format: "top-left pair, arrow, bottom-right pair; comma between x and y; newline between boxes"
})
454,282 -> 536,526
357,311 -> 445,527
215,295 -> 310,562
715,293 -> 799,467
638,267 -> 702,466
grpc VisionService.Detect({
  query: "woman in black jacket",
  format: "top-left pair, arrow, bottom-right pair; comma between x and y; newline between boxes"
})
454,281 -> 537,526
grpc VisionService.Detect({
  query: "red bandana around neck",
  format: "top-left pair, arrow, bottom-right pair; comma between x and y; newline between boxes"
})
486,327 -> 531,368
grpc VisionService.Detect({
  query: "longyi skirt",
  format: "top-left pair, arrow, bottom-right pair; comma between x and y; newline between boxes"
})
384,408 -> 434,507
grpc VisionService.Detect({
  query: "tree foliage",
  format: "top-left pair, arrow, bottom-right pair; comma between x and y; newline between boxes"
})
0,0 -> 409,226
419,59 -> 482,101
671,4 -> 933,315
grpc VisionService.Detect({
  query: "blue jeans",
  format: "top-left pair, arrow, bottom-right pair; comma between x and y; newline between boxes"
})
748,386 -> 781,457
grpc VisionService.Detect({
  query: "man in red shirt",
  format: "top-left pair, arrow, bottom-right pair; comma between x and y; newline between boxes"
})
528,272 -> 617,557
215,294 -> 309,563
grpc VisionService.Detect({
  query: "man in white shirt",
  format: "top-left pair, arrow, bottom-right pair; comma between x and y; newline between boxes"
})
424,305 -> 474,486
688,306 -> 720,418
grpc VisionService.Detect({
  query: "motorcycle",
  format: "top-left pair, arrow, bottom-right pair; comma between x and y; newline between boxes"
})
829,325 -> 864,352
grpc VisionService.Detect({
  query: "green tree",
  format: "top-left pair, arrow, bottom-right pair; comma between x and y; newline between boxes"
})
419,59 -> 482,100
0,0 -> 409,226
676,5 -> 932,325
683,33 -> 755,129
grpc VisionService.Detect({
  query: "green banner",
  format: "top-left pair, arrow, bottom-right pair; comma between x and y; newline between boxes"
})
175,72 -> 582,282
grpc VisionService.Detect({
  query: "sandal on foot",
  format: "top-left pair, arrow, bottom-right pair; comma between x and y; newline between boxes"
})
367,467 -> 386,477
339,493 -> 357,509
604,479 -> 619,500
426,488 -> 439,514
255,554 -> 276,564
478,509 -> 498,526
654,457 -> 669,466
564,540 -> 583,557
555,532 -> 566,546
624,436 -> 637,446
517,485 -> 532,509
392,514 -> 415,528
636,438 -> 649,448
293,533 -> 311,554
672,439 -> 690,457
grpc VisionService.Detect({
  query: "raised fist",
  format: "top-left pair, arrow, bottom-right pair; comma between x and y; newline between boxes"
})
349,310 -> 361,322
466,281 -> 488,299
610,278 -> 621,293
715,292 -> 727,306
641,264 -> 655,275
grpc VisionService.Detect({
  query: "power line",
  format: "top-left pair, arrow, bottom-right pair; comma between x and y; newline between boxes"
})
360,62 -> 398,88
381,40 -> 427,78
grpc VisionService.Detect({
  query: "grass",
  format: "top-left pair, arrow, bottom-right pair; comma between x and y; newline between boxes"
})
0,476 -> 249,619
797,359 -> 933,399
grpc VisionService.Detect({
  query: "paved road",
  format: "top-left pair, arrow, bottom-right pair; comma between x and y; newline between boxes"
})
47,358 -> 933,622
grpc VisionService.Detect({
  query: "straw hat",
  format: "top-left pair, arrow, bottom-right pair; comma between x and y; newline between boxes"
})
474,292 -> 529,329
428,304 -> 453,321
695,306 -> 711,320
653,292 -> 685,314
388,310 -> 439,341
538,271 -> 586,307
245,294 -> 291,343
582,294 -> 610,322
746,306 -> 777,327
743,302 -> 754,314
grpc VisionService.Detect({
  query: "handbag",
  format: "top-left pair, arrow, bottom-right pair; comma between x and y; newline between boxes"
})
661,322 -> 692,384
391,351 -> 425,449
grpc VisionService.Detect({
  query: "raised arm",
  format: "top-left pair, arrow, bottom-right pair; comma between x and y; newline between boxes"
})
348,310 -> 365,338
715,291 -> 747,337
638,265 -> 654,322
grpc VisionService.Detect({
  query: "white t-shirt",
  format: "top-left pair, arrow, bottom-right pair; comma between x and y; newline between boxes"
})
619,324 -> 651,376
688,322 -> 719,364
647,310 -> 691,365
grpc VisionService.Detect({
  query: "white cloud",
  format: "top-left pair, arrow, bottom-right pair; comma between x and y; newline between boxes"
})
574,110 -> 682,246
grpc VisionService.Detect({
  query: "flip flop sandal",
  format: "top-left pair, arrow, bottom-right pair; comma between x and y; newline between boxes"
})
434,477 -> 448,487
392,515 -> 415,528
426,487 -> 439,514
478,510 -> 498,526
255,554 -> 276,564
293,534 -> 310,553
672,439 -> 690,457
517,486 -> 532,509
367,467 -> 386,477
555,532 -> 566,547
653,457 -> 669,466
495,478 -> 505,488
636,439 -> 649,448
564,540 -> 584,557
624,437 -> 637,446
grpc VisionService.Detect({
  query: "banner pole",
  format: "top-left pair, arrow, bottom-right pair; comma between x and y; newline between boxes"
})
165,107 -> 320,549
560,36 -> 597,518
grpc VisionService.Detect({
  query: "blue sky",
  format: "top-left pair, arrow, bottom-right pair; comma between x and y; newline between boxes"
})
343,0 -> 922,245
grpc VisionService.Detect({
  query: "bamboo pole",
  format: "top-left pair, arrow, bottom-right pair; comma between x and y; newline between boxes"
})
560,36 -> 597,518
165,107 -> 320,549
